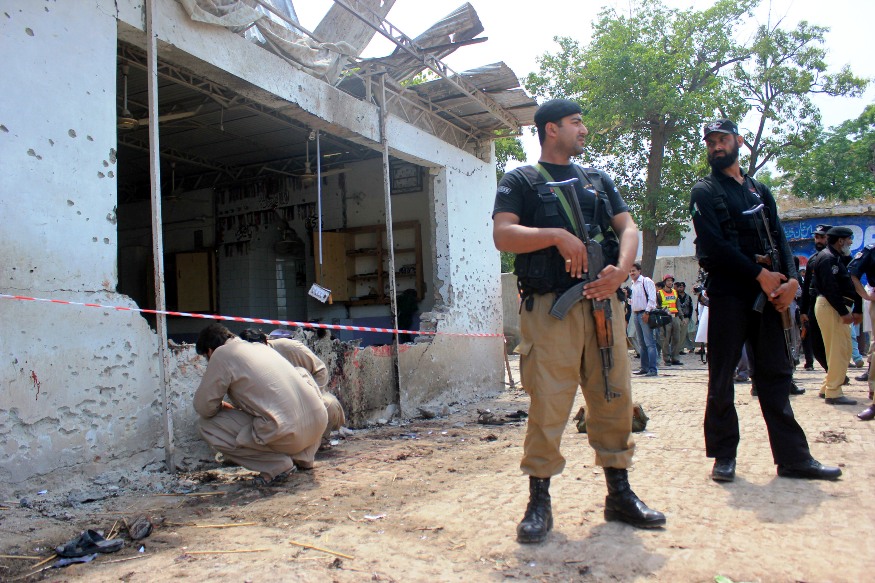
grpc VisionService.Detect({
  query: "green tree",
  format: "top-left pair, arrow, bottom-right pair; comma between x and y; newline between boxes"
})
525,0 -> 754,276
494,136 -> 526,180
732,21 -> 869,177
778,104 -> 875,200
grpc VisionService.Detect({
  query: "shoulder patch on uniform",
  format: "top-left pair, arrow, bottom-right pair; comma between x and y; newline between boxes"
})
832,265 -> 840,275
855,251 -> 864,259
497,185 -> 512,195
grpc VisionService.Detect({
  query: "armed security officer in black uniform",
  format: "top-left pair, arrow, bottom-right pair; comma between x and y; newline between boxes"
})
808,226 -> 862,404
690,118 -> 841,483
849,244 -> 875,419
493,99 -> 665,544
799,224 -> 831,371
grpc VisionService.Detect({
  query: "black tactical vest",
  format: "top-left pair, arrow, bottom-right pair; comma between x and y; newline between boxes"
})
511,164 -> 619,296
695,174 -> 773,273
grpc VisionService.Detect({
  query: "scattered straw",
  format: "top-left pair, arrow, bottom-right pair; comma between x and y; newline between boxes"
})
288,540 -> 354,560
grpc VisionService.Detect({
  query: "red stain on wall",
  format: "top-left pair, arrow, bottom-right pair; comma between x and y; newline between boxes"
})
30,370 -> 41,401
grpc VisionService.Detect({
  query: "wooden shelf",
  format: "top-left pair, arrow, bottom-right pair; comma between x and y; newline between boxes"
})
315,221 -> 423,305
346,247 -> 417,257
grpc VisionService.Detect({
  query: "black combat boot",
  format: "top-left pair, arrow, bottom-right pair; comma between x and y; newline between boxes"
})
516,477 -> 553,543
604,468 -> 666,528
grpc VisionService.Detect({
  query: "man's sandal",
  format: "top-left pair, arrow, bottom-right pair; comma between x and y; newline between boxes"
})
55,529 -> 124,557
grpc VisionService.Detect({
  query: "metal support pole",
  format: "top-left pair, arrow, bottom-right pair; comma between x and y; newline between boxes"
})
379,74 -> 402,407
316,131 -> 323,270
146,0 -> 175,473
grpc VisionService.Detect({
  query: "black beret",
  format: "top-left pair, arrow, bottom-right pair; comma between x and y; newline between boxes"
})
813,224 -> 832,235
703,118 -> 739,140
675,281 -> 686,287
534,99 -> 582,128
826,226 -> 853,238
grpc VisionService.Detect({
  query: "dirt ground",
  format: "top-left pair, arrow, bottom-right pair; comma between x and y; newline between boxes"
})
1,352 -> 873,583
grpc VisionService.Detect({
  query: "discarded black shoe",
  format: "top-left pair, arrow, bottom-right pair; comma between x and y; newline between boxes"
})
56,530 -> 124,558
604,468 -> 666,528
777,459 -> 841,480
711,458 -> 736,482
517,477 -> 552,543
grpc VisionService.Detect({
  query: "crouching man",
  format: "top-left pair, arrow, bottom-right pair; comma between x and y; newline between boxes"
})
239,328 -> 345,440
194,323 -> 341,485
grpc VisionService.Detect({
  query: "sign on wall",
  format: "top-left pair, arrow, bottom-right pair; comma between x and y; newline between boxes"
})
783,216 -> 875,261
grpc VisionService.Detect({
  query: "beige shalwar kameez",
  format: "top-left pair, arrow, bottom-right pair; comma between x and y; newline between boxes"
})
194,338 -> 328,479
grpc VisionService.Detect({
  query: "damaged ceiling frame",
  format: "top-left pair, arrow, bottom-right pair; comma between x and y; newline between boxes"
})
217,1 -> 496,150
356,66 -> 479,149
201,0 -> 520,149
118,44 -> 377,186
330,0 -> 521,133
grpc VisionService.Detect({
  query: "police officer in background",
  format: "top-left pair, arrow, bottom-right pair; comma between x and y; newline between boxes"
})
799,224 -> 832,371
690,118 -> 841,483
809,226 -> 863,405
493,99 -> 665,544
849,244 -> 875,419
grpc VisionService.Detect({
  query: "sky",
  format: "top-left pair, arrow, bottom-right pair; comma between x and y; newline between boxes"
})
294,0 -> 874,163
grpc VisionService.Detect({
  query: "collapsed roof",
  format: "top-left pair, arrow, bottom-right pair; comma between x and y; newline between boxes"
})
177,0 -> 537,141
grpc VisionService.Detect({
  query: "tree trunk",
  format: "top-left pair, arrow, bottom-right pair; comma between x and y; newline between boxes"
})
641,120 -> 668,277
641,229 -> 659,278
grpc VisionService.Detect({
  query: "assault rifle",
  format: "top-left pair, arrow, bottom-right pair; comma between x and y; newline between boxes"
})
546,178 -> 620,402
743,203 -> 794,362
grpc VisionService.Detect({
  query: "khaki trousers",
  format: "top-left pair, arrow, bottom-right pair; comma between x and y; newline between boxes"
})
869,301 -> 875,395
516,293 -> 634,477
199,408 -> 322,479
815,296 -> 852,398
661,316 -> 685,363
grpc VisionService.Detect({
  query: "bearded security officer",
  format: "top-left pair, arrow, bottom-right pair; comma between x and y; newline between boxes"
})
809,226 -> 862,404
690,118 -> 841,483
493,98 -> 665,543
849,244 -> 875,419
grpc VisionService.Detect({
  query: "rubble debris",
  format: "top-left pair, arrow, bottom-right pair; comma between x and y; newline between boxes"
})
476,409 -> 504,425
125,515 -> 153,540
816,430 -> 848,444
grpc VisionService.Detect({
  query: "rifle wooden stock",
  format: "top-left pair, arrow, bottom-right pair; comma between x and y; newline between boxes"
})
592,299 -> 620,401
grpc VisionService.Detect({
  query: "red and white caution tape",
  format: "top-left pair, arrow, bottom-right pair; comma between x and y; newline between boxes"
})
0,293 -> 503,338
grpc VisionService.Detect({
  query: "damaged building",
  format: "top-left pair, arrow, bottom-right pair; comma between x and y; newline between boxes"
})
0,0 -> 537,484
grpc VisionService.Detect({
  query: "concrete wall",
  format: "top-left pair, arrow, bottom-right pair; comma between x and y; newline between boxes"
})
501,273 -> 521,351
0,0 -> 504,484
0,0 -> 168,488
